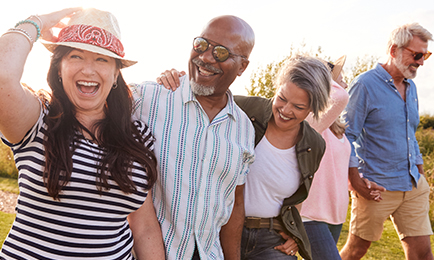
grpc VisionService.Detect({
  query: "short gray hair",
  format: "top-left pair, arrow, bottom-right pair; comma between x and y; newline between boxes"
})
387,23 -> 433,53
274,55 -> 331,120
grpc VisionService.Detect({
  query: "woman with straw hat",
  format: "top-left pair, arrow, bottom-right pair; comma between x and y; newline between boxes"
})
298,56 -> 351,260
0,8 -> 164,259
300,56 -> 381,260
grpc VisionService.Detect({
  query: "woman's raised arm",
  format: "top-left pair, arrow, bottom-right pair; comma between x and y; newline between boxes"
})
306,80 -> 349,133
0,8 -> 81,143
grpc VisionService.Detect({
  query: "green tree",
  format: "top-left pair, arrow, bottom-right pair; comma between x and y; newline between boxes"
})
247,46 -> 378,98
343,55 -> 379,85
247,44 -> 331,98
247,59 -> 285,98
419,113 -> 434,130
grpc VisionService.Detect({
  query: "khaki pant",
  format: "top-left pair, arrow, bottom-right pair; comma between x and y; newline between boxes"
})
349,175 -> 433,241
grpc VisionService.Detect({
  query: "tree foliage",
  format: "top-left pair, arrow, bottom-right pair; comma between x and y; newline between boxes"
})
247,59 -> 285,98
343,55 -> 379,85
247,44 -> 378,98
419,113 -> 434,130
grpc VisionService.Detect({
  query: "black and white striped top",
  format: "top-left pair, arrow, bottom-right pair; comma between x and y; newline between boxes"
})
0,107 -> 154,260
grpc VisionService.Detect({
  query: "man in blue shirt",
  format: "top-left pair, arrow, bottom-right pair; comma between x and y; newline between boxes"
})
341,23 -> 433,260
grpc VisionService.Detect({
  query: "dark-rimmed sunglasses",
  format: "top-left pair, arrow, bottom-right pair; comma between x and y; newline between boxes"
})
193,37 -> 247,62
403,47 -> 432,61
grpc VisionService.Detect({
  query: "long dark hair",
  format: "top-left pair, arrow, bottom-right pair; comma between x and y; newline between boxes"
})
43,45 -> 157,200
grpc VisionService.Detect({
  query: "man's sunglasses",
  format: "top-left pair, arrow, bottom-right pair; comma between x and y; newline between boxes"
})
403,47 -> 432,61
193,37 -> 247,62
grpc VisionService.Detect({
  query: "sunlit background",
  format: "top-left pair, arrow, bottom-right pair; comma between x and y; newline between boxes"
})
1,0 -> 433,113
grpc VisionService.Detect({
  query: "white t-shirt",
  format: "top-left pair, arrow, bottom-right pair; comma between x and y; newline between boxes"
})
245,136 -> 301,218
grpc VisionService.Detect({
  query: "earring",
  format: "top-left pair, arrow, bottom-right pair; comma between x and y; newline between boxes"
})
112,82 -> 118,89
58,76 -> 62,83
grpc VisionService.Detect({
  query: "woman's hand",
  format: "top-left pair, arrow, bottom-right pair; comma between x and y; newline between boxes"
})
38,7 -> 83,42
0,7 -> 81,144
362,178 -> 386,201
274,231 -> 299,256
156,69 -> 186,91
349,168 -> 386,202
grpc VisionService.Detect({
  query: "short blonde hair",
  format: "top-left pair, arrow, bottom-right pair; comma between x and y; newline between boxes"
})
387,23 -> 433,53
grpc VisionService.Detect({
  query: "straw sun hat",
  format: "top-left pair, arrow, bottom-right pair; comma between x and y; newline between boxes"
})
42,8 -> 137,68
330,55 -> 346,81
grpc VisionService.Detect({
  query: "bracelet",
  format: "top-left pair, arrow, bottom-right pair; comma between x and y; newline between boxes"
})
10,28 -> 34,43
30,15 -> 43,31
2,29 -> 33,49
15,19 -> 41,41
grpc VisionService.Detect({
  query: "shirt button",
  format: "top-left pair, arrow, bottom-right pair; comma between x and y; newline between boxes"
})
409,154 -> 412,157
307,148 -> 312,152
250,117 -> 256,122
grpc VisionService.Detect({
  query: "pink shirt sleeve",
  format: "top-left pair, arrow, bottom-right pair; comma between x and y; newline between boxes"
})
306,80 -> 349,133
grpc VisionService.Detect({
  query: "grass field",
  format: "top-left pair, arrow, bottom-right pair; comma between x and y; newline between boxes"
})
0,211 -> 14,246
0,177 -> 17,246
0,177 -> 18,194
337,211 -> 408,259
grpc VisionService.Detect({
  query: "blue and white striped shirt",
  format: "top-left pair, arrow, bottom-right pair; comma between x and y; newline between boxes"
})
131,75 -> 255,260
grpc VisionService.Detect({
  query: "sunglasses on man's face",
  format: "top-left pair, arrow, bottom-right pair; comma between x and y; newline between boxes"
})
193,37 -> 247,62
403,47 -> 432,61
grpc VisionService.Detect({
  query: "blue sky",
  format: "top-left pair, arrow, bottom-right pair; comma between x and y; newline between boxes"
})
2,0 -> 434,113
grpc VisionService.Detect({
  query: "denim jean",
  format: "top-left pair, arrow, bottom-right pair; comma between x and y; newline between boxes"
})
303,221 -> 343,260
241,227 -> 297,260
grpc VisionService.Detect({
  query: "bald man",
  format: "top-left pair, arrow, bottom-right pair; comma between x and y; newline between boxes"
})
131,15 -> 256,260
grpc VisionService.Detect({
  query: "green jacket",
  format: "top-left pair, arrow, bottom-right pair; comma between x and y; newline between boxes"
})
234,95 -> 326,260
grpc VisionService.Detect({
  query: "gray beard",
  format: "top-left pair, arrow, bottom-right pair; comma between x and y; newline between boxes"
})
190,79 -> 215,96
394,52 -> 417,79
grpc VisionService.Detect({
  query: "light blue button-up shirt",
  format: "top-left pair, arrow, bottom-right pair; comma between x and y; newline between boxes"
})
344,63 -> 423,191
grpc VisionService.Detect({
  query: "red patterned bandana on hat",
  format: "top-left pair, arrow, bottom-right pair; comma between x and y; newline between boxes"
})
57,24 -> 125,57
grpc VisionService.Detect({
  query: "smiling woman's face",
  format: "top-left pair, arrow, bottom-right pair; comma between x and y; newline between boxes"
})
59,48 -> 119,117
272,81 -> 311,132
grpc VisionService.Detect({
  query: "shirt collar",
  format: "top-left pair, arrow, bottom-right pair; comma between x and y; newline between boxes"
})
375,63 -> 409,84
180,75 -> 237,121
